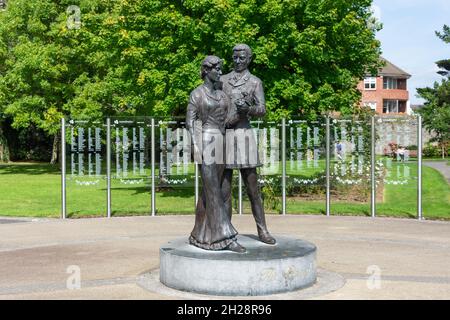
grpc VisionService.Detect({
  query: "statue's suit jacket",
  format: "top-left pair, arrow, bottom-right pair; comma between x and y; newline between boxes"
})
221,70 -> 266,169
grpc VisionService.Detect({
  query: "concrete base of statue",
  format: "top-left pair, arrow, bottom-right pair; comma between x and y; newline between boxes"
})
159,234 -> 317,296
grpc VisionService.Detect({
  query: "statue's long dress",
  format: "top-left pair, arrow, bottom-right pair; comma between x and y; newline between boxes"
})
186,85 -> 239,250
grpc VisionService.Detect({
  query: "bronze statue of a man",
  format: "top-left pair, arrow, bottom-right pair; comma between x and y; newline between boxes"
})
221,44 -> 276,247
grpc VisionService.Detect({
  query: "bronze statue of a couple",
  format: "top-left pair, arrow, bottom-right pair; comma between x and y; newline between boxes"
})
186,44 -> 276,253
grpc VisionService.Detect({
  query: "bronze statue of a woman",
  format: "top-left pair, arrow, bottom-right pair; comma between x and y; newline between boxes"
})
186,56 -> 246,253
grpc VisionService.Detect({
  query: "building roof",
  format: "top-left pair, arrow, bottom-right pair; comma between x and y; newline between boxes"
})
365,57 -> 411,78
378,57 -> 411,78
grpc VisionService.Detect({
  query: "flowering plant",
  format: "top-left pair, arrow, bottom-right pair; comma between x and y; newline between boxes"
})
119,179 -> 144,185
75,179 -> 100,186
165,178 -> 188,185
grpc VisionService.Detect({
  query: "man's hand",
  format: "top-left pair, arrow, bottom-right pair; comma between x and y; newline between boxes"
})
236,91 -> 252,114
235,99 -> 249,114
235,98 -> 246,107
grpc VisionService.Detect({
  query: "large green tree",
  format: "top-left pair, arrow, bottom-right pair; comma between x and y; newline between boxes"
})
417,25 -> 450,159
91,0 -> 383,119
0,0 -> 382,162
0,0 -> 118,163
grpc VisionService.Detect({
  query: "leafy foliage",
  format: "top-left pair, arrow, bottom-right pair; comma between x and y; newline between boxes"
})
0,0 -> 382,137
417,25 -> 450,158
436,24 -> 450,43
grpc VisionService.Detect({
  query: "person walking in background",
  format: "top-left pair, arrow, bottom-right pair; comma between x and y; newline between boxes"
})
397,146 -> 406,162
336,140 -> 343,161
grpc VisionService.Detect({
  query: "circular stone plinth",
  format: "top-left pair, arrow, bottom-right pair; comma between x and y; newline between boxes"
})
159,235 -> 317,296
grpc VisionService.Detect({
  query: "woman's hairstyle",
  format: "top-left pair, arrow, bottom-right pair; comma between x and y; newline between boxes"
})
201,55 -> 222,79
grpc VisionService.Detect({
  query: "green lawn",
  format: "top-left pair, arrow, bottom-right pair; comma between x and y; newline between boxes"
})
0,163 -> 198,218
0,161 -> 449,220
286,161 -> 450,219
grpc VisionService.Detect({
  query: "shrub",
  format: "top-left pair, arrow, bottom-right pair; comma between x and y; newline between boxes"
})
422,144 -> 441,158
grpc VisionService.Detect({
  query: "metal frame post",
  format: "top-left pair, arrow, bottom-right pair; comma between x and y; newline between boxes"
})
281,118 -> 286,215
106,118 -> 111,218
326,116 -> 331,217
371,116 -> 376,218
151,118 -> 156,216
61,118 -> 66,219
417,116 -> 423,220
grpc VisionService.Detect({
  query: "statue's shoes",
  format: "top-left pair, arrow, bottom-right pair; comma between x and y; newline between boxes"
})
258,231 -> 276,245
227,241 -> 246,253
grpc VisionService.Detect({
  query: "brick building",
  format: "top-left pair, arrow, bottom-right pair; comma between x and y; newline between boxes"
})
358,57 -> 411,115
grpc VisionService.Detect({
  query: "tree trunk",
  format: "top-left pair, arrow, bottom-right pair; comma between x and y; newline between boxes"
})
50,133 -> 60,165
0,125 -> 10,163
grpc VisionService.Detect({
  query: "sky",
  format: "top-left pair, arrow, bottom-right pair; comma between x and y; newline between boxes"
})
372,0 -> 450,105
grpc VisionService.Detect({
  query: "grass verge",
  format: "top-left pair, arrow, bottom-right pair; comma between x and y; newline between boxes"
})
0,162 -> 448,220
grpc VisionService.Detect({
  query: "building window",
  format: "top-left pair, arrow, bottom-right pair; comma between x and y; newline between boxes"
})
383,100 -> 399,113
383,77 -> 398,89
397,79 -> 407,90
364,77 -> 376,90
363,102 -> 377,111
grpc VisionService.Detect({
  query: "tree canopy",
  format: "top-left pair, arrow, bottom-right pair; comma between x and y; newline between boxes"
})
417,25 -> 450,158
0,0 -> 382,137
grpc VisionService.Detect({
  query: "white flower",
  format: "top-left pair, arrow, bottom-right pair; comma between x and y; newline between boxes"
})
75,179 -> 100,186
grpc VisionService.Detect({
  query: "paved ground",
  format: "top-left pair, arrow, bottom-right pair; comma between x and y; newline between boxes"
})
424,161 -> 450,183
0,214 -> 449,300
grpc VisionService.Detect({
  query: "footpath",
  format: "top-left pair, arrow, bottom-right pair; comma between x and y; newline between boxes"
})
424,161 -> 450,183
0,215 -> 449,300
